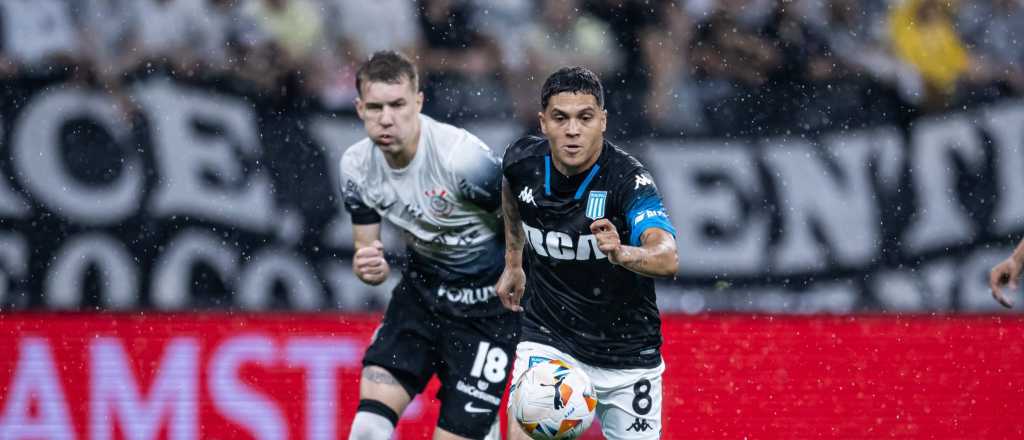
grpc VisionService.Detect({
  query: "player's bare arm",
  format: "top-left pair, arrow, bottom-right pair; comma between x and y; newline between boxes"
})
990,238 -> 1024,308
352,222 -> 390,285
496,177 -> 526,312
590,219 -> 678,278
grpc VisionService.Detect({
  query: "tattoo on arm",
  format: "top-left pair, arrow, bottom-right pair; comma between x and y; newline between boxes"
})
638,251 -> 650,268
502,178 -> 525,252
362,366 -> 400,385
619,229 -> 678,278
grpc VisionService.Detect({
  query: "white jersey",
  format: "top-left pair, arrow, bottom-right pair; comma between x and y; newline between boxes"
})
340,114 -> 505,315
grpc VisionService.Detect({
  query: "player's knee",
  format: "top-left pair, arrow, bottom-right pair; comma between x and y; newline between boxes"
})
348,400 -> 399,440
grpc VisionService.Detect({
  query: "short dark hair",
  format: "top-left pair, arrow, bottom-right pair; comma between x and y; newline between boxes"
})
540,66 -> 605,110
356,51 -> 419,96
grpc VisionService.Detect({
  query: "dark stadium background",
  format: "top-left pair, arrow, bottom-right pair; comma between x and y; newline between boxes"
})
1,0 -> 1023,438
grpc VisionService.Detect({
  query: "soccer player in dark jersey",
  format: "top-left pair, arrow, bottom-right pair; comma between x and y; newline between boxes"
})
498,66 -> 678,439
341,51 -> 518,440
990,238 -> 1024,308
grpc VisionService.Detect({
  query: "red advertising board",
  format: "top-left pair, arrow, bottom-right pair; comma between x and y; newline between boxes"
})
1,313 -> 1022,439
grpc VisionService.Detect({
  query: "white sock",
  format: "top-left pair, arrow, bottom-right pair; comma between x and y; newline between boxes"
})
348,411 -> 396,440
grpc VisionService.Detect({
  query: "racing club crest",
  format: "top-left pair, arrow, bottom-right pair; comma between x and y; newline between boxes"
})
426,188 -> 453,216
585,191 -> 607,220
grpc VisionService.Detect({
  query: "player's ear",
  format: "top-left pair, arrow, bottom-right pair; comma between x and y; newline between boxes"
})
415,91 -> 424,112
600,109 -> 607,133
355,97 -> 365,120
538,111 -> 549,136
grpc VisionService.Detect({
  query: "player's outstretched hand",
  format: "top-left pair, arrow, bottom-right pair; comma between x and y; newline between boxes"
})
989,257 -> 1020,308
353,240 -> 390,286
496,266 -> 526,312
590,219 -> 623,264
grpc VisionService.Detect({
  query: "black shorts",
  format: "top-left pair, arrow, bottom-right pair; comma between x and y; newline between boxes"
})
362,275 -> 520,438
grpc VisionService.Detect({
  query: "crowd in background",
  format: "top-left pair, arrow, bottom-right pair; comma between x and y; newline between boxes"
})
1,0 -> 1023,138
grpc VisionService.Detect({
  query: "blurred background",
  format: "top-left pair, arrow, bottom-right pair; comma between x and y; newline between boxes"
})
10,0 -> 1024,136
2,0 -> 1023,313
2,1 -> 1024,438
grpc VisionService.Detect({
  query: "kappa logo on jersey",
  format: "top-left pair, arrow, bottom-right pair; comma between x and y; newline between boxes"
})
627,417 -> 653,432
634,174 -> 653,189
518,186 -> 537,206
522,222 -> 607,261
585,191 -> 607,220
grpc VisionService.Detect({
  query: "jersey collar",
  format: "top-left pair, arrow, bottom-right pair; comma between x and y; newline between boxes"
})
544,155 -> 602,200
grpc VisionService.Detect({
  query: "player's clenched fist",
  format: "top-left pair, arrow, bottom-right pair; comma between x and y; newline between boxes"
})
496,265 -> 526,312
989,257 -> 1020,308
353,240 -> 390,285
590,219 -> 625,264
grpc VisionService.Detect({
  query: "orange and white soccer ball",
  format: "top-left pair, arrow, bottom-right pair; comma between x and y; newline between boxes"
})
508,360 -> 597,439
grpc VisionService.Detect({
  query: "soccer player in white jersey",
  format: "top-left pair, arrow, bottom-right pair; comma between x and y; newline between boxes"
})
499,67 -> 679,439
341,51 -> 518,440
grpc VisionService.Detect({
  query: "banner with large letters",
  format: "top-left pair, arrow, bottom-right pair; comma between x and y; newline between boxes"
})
0,75 -> 1023,312
648,105 -> 1024,313
1,313 -> 1022,438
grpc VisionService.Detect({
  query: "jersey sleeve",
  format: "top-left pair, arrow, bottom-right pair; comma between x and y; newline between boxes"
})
448,133 -> 503,212
501,135 -> 545,177
617,167 -> 676,246
339,155 -> 381,225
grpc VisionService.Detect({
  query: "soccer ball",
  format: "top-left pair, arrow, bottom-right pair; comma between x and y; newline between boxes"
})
508,359 -> 597,439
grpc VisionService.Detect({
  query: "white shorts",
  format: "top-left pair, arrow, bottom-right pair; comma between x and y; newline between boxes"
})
510,341 -> 665,440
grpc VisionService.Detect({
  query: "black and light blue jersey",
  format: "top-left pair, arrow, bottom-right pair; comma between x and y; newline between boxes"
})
502,136 -> 676,368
